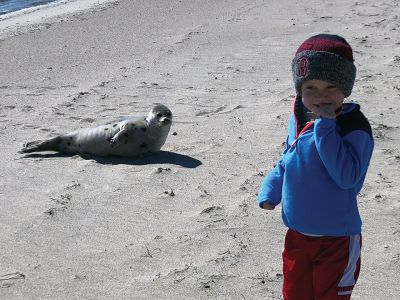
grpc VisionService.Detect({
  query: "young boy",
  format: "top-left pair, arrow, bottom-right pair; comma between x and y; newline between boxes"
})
258,34 -> 374,299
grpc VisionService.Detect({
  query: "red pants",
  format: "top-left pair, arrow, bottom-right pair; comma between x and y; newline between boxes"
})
282,229 -> 361,300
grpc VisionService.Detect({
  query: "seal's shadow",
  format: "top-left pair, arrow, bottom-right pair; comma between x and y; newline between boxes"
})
92,150 -> 202,168
23,150 -> 202,168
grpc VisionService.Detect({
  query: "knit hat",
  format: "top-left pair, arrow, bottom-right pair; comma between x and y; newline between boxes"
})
292,34 -> 356,97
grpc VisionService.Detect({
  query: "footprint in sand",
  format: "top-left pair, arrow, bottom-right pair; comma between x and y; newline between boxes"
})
195,104 -> 243,117
0,272 -> 25,288
44,182 -> 82,216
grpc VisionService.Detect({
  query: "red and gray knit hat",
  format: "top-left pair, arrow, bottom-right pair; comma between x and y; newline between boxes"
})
292,34 -> 356,98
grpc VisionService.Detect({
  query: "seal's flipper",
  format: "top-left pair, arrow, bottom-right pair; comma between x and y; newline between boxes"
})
109,129 -> 128,148
19,136 -> 62,153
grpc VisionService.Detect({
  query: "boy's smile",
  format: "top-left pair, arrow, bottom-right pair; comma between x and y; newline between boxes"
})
301,79 -> 345,118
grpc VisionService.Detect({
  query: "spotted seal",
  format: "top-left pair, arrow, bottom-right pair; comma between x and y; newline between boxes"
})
20,104 -> 173,157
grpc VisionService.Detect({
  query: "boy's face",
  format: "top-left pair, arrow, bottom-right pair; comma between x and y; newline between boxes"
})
301,80 -> 345,118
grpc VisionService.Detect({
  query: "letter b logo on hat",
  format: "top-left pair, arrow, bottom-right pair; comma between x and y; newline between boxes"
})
297,57 -> 308,77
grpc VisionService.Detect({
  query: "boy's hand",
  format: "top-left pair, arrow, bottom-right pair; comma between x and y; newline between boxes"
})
261,202 -> 275,210
314,103 -> 336,119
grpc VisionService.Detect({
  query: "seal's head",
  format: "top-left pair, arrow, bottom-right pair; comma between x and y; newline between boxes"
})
147,104 -> 173,127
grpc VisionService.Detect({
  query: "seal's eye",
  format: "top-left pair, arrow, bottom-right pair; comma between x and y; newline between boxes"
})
157,113 -> 163,118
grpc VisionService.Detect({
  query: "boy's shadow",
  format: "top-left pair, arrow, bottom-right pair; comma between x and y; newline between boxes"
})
23,150 -> 202,168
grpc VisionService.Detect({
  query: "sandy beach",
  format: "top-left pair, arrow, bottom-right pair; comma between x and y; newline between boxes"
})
1,0 -> 399,299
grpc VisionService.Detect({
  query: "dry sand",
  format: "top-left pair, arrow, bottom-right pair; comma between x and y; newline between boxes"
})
1,0 -> 399,299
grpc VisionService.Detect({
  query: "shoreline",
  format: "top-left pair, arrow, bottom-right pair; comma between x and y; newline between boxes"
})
0,0 -> 117,39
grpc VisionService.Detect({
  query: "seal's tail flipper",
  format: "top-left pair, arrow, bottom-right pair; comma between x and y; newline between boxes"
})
19,136 -> 62,153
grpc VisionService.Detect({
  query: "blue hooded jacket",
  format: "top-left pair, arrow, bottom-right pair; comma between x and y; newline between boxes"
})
258,96 -> 374,236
